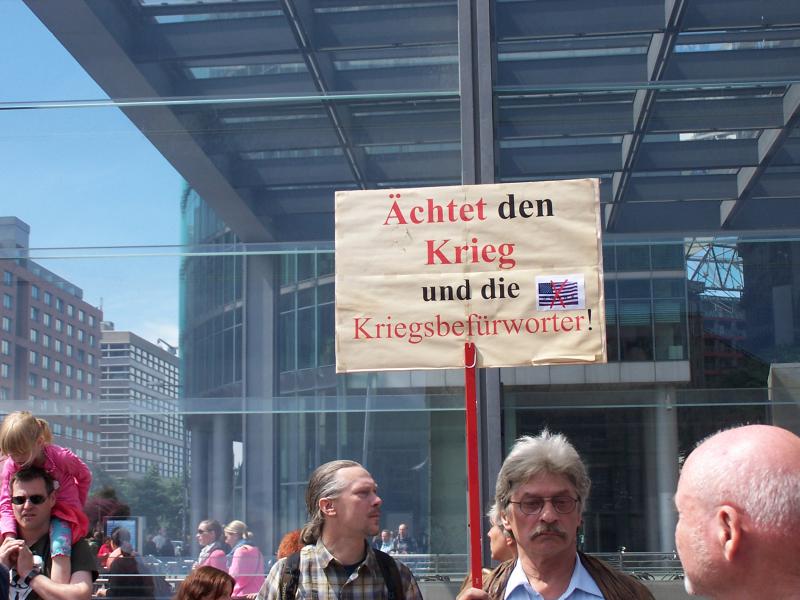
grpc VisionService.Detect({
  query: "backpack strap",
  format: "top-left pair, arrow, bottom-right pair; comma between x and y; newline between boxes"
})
373,549 -> 404,600
279,551 -> 302,600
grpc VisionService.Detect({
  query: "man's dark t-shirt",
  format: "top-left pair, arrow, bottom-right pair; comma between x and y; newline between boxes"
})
13,535 -> 99,600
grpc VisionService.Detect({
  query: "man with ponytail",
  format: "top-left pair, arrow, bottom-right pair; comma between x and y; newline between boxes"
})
257,460 -> 421,600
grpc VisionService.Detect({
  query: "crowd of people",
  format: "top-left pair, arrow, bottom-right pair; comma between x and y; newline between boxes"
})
0,408 -> 797,600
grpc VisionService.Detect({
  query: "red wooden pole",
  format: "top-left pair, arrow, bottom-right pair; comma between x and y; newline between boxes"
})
464,342 -> 483,589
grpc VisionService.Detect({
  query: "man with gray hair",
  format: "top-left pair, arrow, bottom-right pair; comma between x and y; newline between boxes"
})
675,424 -> 800,599
258,460 -> 422,600
462,430 -> 652,600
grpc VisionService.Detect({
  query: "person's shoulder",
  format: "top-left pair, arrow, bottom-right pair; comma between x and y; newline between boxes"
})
578,552 -> 654,600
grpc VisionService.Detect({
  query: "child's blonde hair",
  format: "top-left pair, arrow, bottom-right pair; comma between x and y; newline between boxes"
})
0,411 -> 52,466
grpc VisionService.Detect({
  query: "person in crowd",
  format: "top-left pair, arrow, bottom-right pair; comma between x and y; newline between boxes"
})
0,411 -> 92,584
97,527 -> 152,600
86,531 -> 103,556
195,519 -> 228,571
486,503 -> 517,564
459,503 -> 519,594
392,524 -> 417,554
0,466 -> 97,600
257,459 -> 422,600
142,534 -> 157,557
174,566 -> 234,600
224,520 -> 265,596
675,424 -> 800,599
151,528 -> 166,553
276,530 -> 303,560
373,529 -> 394,553
156,530 -> 175,558
97,535 -> 113,568
459,430 -> 653,600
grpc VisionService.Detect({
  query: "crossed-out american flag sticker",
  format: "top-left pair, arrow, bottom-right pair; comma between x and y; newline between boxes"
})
536,274 -> 586,310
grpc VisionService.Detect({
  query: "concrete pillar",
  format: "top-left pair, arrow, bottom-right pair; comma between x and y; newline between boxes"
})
190,419 -> 210,555
210,413 -> 234,522
242,254 -> 277,550
654,386 -> 678,551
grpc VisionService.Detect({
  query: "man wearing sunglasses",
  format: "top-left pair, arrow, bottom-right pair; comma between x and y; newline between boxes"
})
461,430 -> 653,600
0,467 -> 96,600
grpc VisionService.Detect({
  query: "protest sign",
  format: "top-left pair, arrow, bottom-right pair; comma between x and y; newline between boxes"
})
335,179 -> 605,372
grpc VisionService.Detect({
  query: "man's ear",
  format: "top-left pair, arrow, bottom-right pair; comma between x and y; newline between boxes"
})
500,509 -> 512,532
319,498 -> 336,517
715,505 -> 742,561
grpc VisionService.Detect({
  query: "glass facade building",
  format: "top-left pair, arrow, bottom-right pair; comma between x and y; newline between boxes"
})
3,1 -> 800,587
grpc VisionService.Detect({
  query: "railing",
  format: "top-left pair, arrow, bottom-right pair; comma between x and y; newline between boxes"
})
592,550 -> 685,582
102,551 -> 683,587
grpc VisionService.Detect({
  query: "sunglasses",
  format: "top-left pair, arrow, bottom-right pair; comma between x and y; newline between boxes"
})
11,494 -> 47,505
197,529 -> 211,535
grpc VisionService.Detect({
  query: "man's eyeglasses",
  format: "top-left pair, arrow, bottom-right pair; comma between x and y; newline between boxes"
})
507,496 -> 580,515
11,495 -> 47,506
197,529 -> 211,535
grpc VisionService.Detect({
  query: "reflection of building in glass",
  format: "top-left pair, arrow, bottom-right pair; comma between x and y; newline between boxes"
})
0,217 -> 102,463
99,324 -> 184,479
20,0 -> 800,561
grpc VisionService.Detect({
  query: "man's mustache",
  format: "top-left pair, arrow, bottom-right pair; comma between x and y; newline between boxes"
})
530,523 -> 567,540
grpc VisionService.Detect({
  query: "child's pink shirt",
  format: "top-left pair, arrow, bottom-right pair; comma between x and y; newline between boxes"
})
0,444 -> 92,538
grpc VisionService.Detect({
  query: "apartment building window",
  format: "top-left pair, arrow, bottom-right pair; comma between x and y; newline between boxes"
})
29,351 -> 37,365
55,319 -> 63,332
42,334 -> 50,348
43,313 -> 51,327
1,317 -> 10,332
28,374 -> 36,387
41,355 -> 50,369
43,292 -> 51,306
54,339 -> 62,352
30,329 -> 38,343
54,360 -> 61,374
78,309 -> 85,322
2,272 -> 11,286
55,298 -> 63,312
0,364 -> 8,378
0,341 -> 9,356
2,295 -> 11,309
65,365 -> 73,378
30,307 -> 39,321
66,345 -> 73,357
53,381 -> 60,394
77,329 -> 84,342
67,304 -> 74,317
88,315 -> 95,327
67,324 -> 73,337
31,285 -> 39,300
41,377 -> 48,391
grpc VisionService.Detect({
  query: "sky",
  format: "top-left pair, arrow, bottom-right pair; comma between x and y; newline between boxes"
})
0,0 -> 184,346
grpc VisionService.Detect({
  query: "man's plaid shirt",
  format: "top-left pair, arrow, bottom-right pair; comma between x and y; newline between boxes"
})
258,540 -> 423,600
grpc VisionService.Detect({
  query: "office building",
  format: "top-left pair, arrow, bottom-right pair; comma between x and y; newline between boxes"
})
99,325 -> 184,479
0,217 -> 102,463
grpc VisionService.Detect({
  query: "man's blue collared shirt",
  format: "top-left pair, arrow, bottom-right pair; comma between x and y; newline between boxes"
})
503,554 -> 604,600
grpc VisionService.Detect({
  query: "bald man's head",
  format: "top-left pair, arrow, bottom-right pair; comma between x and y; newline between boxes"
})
675,424 -> 800,598
681,425 -> 800,530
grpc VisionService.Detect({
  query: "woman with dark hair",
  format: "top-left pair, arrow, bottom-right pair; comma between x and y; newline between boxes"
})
194,520 -> 228,571
97,528 -> 153,600
174,566 -> 233,600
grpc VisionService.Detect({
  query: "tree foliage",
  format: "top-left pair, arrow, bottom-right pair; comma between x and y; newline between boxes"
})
87,464 -> 187,538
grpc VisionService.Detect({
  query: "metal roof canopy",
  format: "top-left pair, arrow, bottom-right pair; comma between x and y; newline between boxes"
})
21,0 -> 800,241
